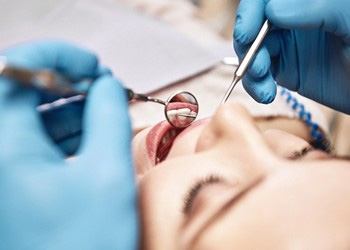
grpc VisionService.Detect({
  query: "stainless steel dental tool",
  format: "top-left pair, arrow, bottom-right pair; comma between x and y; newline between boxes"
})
0,58 -> 199,128
221,20 -> 271,104
0,56 -> 82,97
127,89 -> 199,128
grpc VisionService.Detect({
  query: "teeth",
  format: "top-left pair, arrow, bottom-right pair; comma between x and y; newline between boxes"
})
178,108 -> 191,115
167,108 -> 191,118
178,114 -> 187,121
161,133 -> 170,145
159,129 -> 178,148
170,129 -> 177,137
167,109 -> 176,115
163,133 -> 171,144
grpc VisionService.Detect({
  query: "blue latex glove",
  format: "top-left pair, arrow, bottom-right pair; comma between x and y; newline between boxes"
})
0,41 -> 138,250
233,0 -> 350,114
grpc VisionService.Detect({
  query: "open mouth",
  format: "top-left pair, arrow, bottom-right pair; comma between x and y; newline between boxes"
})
145,117 -> 209,165
146,121 -> 183,165
146,102 -> 199,165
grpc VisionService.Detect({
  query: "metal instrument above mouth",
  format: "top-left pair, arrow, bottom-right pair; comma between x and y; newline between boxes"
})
221,20 -> 271,104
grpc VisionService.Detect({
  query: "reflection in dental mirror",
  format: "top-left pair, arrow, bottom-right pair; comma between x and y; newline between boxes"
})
165,91 -> 199,128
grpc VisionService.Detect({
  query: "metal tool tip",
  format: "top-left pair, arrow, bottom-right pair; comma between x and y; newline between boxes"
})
220,75 -> 240,105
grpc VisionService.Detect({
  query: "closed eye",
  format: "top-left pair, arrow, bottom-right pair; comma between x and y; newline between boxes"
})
182,174 -> 224,215
288,146 -> 314,160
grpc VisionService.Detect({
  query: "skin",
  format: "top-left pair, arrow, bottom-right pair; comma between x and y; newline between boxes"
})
133,103 -> 350,250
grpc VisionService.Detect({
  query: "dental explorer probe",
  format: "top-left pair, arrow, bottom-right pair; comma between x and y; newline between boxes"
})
221,20 -> 270,104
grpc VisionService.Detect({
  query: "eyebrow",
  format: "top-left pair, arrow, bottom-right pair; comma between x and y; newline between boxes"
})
187,176 -> 265,248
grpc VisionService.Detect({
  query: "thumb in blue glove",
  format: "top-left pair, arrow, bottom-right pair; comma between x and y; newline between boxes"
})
0,41 -> 138,249
234,0 -> 350,114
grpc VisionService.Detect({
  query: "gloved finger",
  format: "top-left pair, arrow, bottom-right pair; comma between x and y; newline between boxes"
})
2,41 -> 108,81
242,71 -> 277,104
265,0 -> 326,29
0,41 -> 113,162
234,0 -> 265,45
343,45 -> 350,65
41,101 -> 84,156
261,30 -> 284,80
0,79 -> 63,164
234,41 -> 271,79
57,136 -> 82,156
79,75 -> 132,166
97,64 -> 113,76
263,30 -> 282,58
265,0 -> 350,42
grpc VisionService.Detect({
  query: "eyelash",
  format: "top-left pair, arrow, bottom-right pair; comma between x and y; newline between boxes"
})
289,146 -> 314,160
182,174 -> 223,215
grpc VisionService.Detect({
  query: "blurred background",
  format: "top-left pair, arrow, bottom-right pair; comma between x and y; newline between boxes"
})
1,0 -> 349,155
191,0 -> 238,39
192,0 -> 350,156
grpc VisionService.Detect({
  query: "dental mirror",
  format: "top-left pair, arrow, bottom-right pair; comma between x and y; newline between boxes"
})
38,88 -> 199,129
0,60 -> 200,129
165,91 -> 198,128
127,89 -> 199,128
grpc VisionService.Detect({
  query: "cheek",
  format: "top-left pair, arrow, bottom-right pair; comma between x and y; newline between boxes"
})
138,173 -> 184,249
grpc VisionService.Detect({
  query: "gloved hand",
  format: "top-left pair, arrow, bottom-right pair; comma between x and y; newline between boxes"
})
0,41 -> 138,249
233,0 -> 350,114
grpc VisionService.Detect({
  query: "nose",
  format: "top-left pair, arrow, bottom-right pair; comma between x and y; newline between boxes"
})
196,103 -> 260,149
195,103 -> 276,166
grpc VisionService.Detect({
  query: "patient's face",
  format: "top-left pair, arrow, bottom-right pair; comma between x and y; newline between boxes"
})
133,104 -> 350,250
